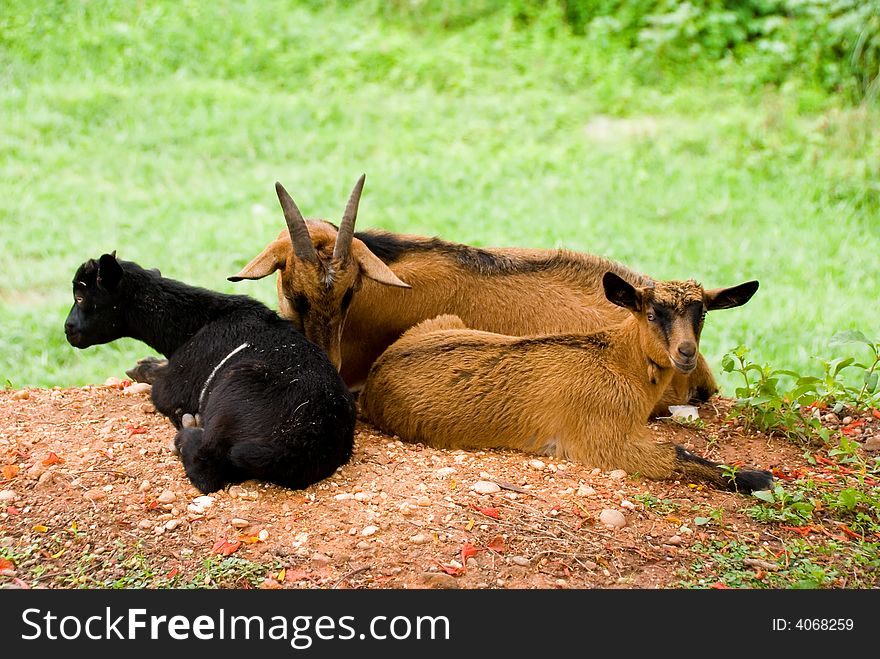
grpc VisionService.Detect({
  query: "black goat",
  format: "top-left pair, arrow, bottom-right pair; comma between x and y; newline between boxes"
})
64,252 -> 356,494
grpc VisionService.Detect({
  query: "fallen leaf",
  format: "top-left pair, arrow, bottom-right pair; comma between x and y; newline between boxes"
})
710,582 -> 731,589
277,568 -> 286,582
465,519 -> 475,531
460,543 -> 479,564
284,568 -> 311,582
42,452 -> 64,466
2,465 -> 20,480
6,506 -> 20,515
50,549 -> 65,559
211,538 -> 241,556
32,524 -> 48,533
471,504 -> 501,519
0,557 -> 13,571
127,425 -> 148,437
166,567 -> 179,579
434,560 -> 466,576
838,525 -> 862,540
485,535 -> 506,553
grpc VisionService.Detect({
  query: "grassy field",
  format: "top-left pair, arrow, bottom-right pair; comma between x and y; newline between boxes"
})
1,0 -> 878,391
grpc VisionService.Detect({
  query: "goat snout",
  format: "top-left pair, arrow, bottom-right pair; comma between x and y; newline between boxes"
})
672,341 -> 697,373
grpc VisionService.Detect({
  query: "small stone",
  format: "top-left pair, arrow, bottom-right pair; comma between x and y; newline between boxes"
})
410,533 -> 430,545
141,403 -> 157,414
511,556 -> 530,567
608,469 -> 627,480
334,493 -> 354,501
863,436 -> 880,452
823,412 -> 839,425
104,377 -> 123,387
258,529 -> 269,542
138,519 -> 153,530
187,504 -> 204,514
164,519 -> 180,531
0,490 -> 16,502
36,471 -> 55,488
590,468 -> 601,476
26,463 -> 46,480
577,485 -> 596,497
353,492 -> 374,502
122,382 -> 152,395
620,500 -> 637,510
361,525 -> 379,537
416,497 -> 432,507
667,535 -> 683,546
421,572 -> 460,589
398,502 -> 414,516
83,489 -> 106,501
434,467 -> 457,478
311,552 -> 331,564
841,416 -> 853,426
471,481 -> 501,494
157,490 -> 176,504
599,509 -> 626,529
138,480 -> 151,492
11,390 -> 29,401
230,518 -> 249,529
528,459 -> 546,470
356,541 -> 370,550
192,496 -> 214,509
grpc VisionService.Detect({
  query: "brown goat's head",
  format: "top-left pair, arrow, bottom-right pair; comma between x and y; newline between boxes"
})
602,272 -> 759,374
229,175 -> 410,369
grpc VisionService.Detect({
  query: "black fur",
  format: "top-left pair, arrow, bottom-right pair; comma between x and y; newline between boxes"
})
358,230 -> 581,276
65,254 -> 356,494
674,446 -> 774,493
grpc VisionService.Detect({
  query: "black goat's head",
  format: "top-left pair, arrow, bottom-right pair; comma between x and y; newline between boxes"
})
64,252 -> 128,349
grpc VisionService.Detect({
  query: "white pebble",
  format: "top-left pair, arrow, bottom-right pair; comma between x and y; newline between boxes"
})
620,500 -> 637,510
608,469 -> 627,480
334,493 -> 354,501
230,518 -> 249,529
137,480 -> 151,493
122,382 -> 152,395
192,496 -> 215,508
434,467 -> 457,478
577,485 -> 596,497
410,533 -> 430,545
471,481 -> 501,494
353,492 -> 374,502
528,459 -> 546,470
361,525 -> 379,537
0,490 -> 16,502
599,509 -> 627,529
157,490 -> 176,504
511,556 -> 530,566
164,519 -> 180,531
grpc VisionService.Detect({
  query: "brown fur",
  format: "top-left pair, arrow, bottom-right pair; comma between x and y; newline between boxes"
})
359,276 -> 773,493
232,215 -> 719,417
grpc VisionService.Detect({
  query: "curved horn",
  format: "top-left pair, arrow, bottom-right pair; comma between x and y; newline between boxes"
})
333,174 -> 365,262
275,182 -> 317,264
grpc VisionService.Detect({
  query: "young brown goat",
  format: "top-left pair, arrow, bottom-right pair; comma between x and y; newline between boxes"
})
359,274 -> 773,493
229,197 -> 720,417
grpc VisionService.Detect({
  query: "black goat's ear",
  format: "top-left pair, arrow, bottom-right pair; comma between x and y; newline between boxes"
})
97,252 -> 124,291
148,268 -> 161,277
603,272 -> 642,312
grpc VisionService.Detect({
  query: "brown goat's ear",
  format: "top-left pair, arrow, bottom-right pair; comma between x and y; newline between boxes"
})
352,239 -> 411,288
705,280 -> 759,311
97,252 -> 124,291
228,240 -> 288,282
603,272 -> 642,312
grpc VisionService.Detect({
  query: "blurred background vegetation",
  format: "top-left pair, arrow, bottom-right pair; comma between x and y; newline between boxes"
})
1,0 -> 878,390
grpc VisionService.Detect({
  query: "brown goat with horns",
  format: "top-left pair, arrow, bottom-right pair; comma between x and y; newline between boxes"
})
359,273 -> 773,493
228,176 -> 722,417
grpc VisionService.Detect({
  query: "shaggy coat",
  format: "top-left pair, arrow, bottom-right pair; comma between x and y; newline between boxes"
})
360,274 -> 773,493
65,253 -> 356,493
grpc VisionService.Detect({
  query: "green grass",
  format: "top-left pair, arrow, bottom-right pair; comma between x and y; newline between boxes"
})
1,0 -> 878,390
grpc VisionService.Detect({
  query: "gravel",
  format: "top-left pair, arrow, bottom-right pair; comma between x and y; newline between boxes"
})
471,481 -> 501,494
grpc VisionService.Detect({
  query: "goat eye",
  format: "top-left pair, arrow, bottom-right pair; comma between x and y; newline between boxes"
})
647,312 -> 656,322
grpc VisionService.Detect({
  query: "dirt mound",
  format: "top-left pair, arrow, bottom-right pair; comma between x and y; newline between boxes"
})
0,385 -> 828,589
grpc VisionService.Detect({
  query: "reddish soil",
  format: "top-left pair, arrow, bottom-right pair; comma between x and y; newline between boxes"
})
0,383 -> 868,589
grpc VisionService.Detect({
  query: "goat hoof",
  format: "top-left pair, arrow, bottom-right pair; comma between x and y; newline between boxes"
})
182,413 -> 198,429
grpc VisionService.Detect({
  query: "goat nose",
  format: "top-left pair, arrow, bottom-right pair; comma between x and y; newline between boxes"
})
678,342 -> 697,359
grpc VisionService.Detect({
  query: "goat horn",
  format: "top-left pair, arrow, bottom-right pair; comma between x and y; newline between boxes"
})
275,182 -> 317,264
333,174 -> 365,262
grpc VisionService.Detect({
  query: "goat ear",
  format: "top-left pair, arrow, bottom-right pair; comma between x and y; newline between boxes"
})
352,239 -> 411,288
228,240 -> 288,282
603,272 -> 642,312
705,280 -> 759,311
97,252 -> 124,291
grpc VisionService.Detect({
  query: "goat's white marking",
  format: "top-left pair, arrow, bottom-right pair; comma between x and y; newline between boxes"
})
198,342 -> 250,408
